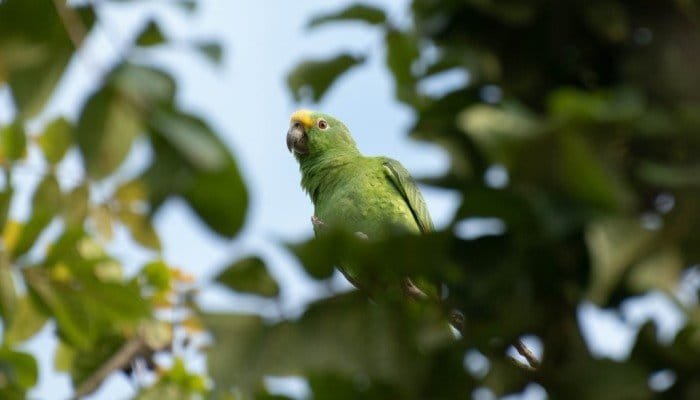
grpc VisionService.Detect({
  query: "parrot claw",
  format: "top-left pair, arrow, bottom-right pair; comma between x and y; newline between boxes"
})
311,216 -> 328,231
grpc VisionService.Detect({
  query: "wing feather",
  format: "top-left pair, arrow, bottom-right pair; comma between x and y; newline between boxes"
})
382,158 -> 434,234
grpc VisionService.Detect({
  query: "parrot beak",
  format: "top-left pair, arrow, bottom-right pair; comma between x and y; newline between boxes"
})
286,122 -> 309,155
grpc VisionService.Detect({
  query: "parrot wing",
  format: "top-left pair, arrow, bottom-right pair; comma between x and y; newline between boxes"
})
382,157 -> 434,234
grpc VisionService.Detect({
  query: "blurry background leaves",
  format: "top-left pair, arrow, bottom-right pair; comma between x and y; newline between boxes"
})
1,0 -> 700,399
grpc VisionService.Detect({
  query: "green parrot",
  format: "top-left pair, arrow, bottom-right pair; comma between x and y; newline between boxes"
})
286,109 -> 434,297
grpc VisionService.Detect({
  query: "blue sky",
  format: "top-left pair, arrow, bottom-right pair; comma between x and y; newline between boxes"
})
0,0 -> 685,398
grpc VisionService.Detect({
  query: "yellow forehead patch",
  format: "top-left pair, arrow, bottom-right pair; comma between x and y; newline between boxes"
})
290,109 -> 314,129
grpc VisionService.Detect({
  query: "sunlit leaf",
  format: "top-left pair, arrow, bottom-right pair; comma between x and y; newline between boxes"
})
0,171 -> 11,229
118,209 -> 161,250
627,246 -> 683,293
0,121 -> 26,163
141,260 -> 172,292
38,117 -> 73,164
115,179 -> 148,207
216,256 -> 279,298
9,174 -> 61,258
4,296 -> 48,345
90,204 -> 113,241
585,217 -> 655,304
0,255 -> 18,324
287,54 -> 364,102
54,341 -> 75,373
63,183 -> 89,228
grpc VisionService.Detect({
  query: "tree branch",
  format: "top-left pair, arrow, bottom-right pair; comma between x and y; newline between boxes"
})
71,334 -> 147,399
514,339 -> 540,370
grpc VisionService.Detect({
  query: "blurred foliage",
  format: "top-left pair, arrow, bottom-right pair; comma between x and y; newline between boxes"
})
207,0 -> 700,399
0,0 -> 247,398
2,0 -> 700,399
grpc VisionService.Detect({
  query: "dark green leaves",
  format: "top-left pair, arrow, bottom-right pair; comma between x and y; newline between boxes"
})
0,348 -> 38,400
205,292 -> 452,394
147,108 -> 248,237
0,0 -> 95,118
308,5 -> 387,29
76,86 -> 143,179
136,19 -> 166,46
287,54 -> 365,102
7,175 -> 61,259
385,29 -> 420,104
216,256 -> 279,298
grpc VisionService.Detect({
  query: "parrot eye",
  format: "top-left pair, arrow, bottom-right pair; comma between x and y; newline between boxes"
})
317,119 -> 329,130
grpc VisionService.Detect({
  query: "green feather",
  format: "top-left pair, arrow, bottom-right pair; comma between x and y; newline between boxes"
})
289,110 -> 434,293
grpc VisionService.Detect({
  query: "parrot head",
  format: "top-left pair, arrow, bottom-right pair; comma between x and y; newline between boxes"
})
286,109 -> 357,159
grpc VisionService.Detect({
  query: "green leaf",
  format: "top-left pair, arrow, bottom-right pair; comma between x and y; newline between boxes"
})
175,0 -> 197,12
0,171 -> 12,229
585,217 -> 656,304
216,256 -> 279,298
308,4 -> 386,29
9,174 -> 61,258
146,109 -> 248,238
141,260 -> 172,292
136,19 -> 166,46
54,341 -> 75,373
204,292 -> 451,394
556,131 -> 625,211
457,103 -> 542,165
76,87 -> 143,179
38,117 -> 73,164
62,183 -> 89,228
385,29 -> 420,103
182,165 -> 248,238
70,332 -> 125,387
194,42 -> 224,64
0,348 -> 38,392
0,255 -> 18,325
0,1 -> 95,118
287,54 -> 365,102
150,109 -> 229,171
0,121 -> 26,163
110,63 -> 176,107
118,210 -> 161,250
4,296 -> 48,345
24,267 -> 95,349
627,246 -> 683,293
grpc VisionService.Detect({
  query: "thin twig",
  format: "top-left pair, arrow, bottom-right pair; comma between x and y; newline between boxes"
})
71,335 -> 147,399
514,339 -> 540,370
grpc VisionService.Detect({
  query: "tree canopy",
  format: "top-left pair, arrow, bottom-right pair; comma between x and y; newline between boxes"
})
1,0 -> 700,399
